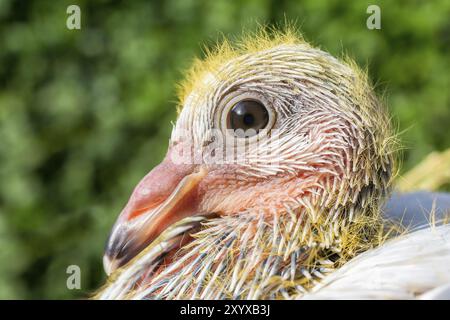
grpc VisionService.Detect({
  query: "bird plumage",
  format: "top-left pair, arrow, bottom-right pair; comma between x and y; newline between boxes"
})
97,28 -> 449,300
300,224 -> 450,300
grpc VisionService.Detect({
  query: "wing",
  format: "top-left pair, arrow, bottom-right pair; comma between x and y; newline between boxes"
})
299,224 -> 450,299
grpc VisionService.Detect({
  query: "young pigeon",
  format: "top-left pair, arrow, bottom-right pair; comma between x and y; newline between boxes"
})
97,30 -> 450,300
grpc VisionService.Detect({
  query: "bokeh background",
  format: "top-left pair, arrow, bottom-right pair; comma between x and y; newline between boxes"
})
0,0 -> 449,299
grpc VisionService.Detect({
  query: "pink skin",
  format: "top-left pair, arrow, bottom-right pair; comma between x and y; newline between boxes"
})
198,168 -> 322,216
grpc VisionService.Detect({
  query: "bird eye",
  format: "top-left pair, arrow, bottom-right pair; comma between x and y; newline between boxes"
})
227,99 -> 269,137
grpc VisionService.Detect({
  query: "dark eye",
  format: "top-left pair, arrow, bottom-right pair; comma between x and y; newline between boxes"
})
227,99 -> 269,137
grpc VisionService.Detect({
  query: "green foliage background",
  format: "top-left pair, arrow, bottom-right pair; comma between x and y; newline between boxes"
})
0,0 -> 449,299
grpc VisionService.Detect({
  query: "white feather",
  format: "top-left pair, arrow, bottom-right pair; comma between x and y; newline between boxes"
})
300,224 -> 450,299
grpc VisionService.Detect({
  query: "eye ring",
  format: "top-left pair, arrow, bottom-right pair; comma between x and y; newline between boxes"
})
218,92 -> 275,140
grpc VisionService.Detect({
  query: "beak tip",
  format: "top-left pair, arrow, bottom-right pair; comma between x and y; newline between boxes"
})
103,255 -> 116,276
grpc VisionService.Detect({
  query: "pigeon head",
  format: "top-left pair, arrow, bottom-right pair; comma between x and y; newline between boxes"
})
100,29 -> 397,299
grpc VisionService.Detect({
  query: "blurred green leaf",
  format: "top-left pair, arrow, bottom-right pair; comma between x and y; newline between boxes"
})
0,0 -> 449,299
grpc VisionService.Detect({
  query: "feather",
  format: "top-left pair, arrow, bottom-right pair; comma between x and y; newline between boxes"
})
300,224 -> 450,300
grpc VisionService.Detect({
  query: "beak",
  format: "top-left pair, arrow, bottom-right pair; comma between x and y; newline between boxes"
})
103,152 -> 207,276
